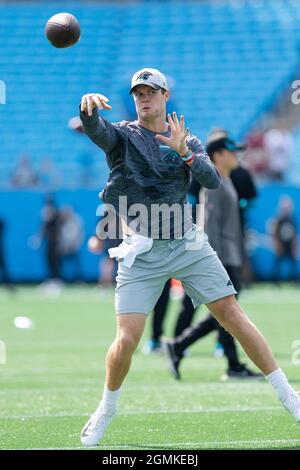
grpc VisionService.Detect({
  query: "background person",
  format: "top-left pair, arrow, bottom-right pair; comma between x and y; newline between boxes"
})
166,137 -> 262,380
271,195 -> 299,283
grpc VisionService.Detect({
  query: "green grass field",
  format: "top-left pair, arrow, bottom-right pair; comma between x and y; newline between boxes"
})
0,284 -> 300,450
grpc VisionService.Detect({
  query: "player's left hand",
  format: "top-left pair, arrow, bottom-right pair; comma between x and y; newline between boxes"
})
156,112 -> 189,156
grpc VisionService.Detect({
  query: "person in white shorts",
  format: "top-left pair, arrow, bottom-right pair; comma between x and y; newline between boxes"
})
79,68 -> 300,446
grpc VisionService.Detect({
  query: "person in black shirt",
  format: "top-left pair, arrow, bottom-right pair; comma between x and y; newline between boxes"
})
271,196 -> 298,283
40,197 -> 62,280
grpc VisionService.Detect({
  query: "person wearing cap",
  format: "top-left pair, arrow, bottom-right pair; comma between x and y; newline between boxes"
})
146,133 -> 257,355
79,68 -> 300,446
165,137 -> 262,380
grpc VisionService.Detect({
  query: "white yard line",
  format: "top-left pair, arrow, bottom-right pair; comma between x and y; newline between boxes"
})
0,287 -> 299,304
12,438 -> 300,450
0,405 -> 281,420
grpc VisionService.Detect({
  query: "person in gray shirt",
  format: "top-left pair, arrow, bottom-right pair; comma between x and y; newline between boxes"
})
205,139 -> 244,269
166,137 -> 262,380
79,68 -> 300,447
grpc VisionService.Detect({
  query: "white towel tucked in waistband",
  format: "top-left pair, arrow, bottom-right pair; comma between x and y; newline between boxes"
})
108,233 -> 153,268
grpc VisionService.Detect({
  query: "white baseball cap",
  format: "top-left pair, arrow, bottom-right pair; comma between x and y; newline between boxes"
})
130,68 -> 168,94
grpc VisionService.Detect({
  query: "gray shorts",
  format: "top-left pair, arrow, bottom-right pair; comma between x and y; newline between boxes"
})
115,224 -> 237,315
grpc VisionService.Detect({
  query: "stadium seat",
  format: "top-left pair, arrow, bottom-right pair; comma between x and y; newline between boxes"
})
1,0 -> 300,188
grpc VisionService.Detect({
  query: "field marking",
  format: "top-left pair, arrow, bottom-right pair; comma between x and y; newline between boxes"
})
9,439 -> 300,450
0,386 -> 277,396
0,380 -> 273,389
0,405 -> 282,420
1,287 -> 299,305
1,297 -> 299,305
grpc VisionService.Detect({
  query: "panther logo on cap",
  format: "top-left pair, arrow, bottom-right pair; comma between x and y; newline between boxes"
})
137,71 -> 153,82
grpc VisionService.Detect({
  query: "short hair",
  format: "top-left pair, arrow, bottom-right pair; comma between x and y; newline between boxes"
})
207,128 -> 228,145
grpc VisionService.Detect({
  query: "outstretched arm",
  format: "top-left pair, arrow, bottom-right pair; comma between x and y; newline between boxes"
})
80,93 -> 122,154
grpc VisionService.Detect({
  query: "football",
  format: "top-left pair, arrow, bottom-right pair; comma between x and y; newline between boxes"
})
45,12 -> 80,48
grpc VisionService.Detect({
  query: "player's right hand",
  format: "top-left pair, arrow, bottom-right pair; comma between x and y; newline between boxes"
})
80,93 -> 112,116
87,235 -> 103,254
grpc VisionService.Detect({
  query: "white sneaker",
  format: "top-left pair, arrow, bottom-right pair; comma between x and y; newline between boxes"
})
280,388 -> 300,422
80,403 -> 115,447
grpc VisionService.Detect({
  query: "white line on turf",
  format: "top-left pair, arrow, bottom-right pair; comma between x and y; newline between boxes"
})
1,297 -> 299,305
1,288 -> 299,304
0,405 -> 281,420
12,439 -> 300,450
0,382 -> 274,391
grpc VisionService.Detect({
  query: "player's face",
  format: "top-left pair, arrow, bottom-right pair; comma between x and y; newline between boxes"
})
133,85 -> 168,120
223,150 -> 238,172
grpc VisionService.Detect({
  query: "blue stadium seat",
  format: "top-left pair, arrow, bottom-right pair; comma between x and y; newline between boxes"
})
1,1 -> 300,188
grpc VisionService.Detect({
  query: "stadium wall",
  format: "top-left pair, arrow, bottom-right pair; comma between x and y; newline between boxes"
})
1,185 -> 300,283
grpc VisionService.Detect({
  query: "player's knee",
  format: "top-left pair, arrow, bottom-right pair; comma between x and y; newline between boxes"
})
210,296 -> 245,331
117,333 -> 139,353
223,304 -> 249,336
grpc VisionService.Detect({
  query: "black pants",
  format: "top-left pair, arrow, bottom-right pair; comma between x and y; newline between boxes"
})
152,280 -> 197,341
152,279 -> 171,341
174,293 -> 197,337
47,242 -> 61,279
174,266 -> 242,370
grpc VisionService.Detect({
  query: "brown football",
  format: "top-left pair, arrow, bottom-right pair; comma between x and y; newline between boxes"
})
45,12 -> 80,48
